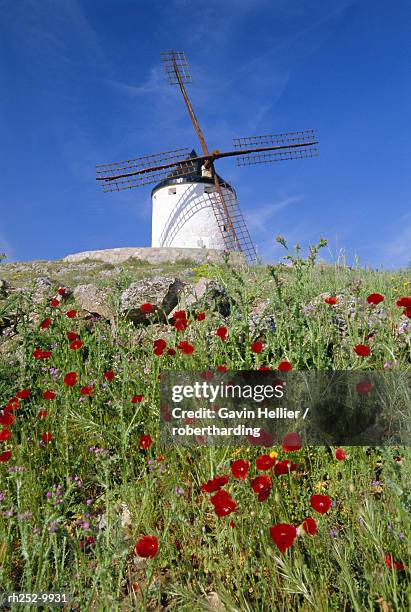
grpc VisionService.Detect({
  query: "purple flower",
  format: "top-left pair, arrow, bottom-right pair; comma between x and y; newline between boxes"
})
175,486 -> 184,496
330,529 -> 338,538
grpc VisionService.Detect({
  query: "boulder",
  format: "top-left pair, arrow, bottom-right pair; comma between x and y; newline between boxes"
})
169,277 -> 234,319
120,276 -> 186,323
73,284 -> 113,320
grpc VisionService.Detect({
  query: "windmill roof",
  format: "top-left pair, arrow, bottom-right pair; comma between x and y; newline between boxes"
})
151,149 -> 235,197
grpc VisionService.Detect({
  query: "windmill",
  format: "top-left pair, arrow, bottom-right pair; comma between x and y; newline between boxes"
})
96,51 -> 318,264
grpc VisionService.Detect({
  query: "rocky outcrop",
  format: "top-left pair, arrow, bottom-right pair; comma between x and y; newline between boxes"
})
63,247 -> 244,266
120,276 -> 186,323
73,285 -> 113,320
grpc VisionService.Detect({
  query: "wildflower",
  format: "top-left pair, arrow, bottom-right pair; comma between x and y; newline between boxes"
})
81,386 -> 93,396
356,380 -> 373,394
135,535 -> 158,558
278,360 -> 293,371
40,318 -> 51,329
0,413 -> 14,427
230,459 -> 250,480
43,390 -> 56,400
64,371 -> 78,387
16,389 -> 30,400
57,287 -> 66,296
38,410 -> 48,419
174,317 -> 188,331
196,312 -> 206,321
269,524 -> 297,553
176,340 -> 195,355
256,454 -> 276,471
215,326 -> 228,341
201,475 -> 230,493
42,432 -> 53,443
247,428 -> 274,447
0,429 -> 11,441
153,338 -> 167,356
104,371 -> 115,381
33,348 -> 52,359
299,517 -> 317,536
69,339 -> 83,350
324,297 -> 337,305
274,459 -> 297,476
0,450 -> 12,462
335,448 -> 347,461
396,297 -> 411,308
384,553 -> 405,571
50,298 -> 60,307
132,394 -> 144,403
210,489 -> 237,517
251,475 -> 272,501
139,434 -> 153,450
67,332 -> 79,341
251,341 -> 263,354
330,529 -> 339,538
217,365 -> 228,372
310,494 -> 331,514
167,348 -> 176,356
281,432 -> 302,452
139,303 -> 154,314
66,310 -> 77,318
353,344 -> 371,357
367,293 -> 384,304
175,486 -> 184,495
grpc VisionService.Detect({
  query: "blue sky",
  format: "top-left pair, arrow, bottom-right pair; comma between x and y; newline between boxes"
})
0,0 -> 410,268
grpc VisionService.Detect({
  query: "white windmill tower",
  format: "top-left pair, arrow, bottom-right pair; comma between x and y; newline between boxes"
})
96,51 -> 318,263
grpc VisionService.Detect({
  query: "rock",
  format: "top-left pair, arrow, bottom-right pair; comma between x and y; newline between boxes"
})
73,285 -> 113,320
203,591 -> 226,611
170,277 -> 234,319
248,298 -> 276,340
0,279 -> 8,298
120,276 -> 186,323
32,276 -> 52,304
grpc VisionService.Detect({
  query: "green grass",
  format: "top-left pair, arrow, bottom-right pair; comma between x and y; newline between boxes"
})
0,241 -> 410,610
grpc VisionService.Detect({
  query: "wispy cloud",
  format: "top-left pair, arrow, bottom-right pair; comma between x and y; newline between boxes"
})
245,196 -> 304,232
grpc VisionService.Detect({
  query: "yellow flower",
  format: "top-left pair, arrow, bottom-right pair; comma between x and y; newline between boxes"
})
269,450 -> 278,459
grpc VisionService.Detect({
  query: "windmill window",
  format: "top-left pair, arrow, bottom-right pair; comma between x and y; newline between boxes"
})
168,187 -> 177,195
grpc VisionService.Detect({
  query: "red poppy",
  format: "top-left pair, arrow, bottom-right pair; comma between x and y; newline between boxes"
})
174,318 -> 188,331
396,297 -> 411,308
196,312 -> 206,321
16,389 -> 30,400
256,454 -> 276,471
247,428 -> 274,447
278,360 -> 293,371
384,553 -> 405,571
43,390 -> 56,400
67,332 -> 79,341
40,318 -> 51,330
301,517 -> 317,536
176,340 -> 195,355
0,450 -> 12,462
0,413 -> 14,427
231,459 -> 250,480
367,293 -> 384,305
274,459 -> 297,476
6,398 -> 20,411
135,535 -> 158,558
217,365 -> 227,372
251,341 -> 263,354
69,339 -> 83,350
210,489 -> 237,517
353,344 -> 371,357
167,348 -> 176,356
33,348 -> 52,359
42,431 -> 53,443
335,447 -> 347,461
269,524 -> 297,553
38,410 -> 48,419
282,432 -> 302,452
66,310 -> 77,318
405,307 -> 411,318
310,494 -> 331,514
104,371 -> 115,381
139,303 -> 154,314
356,380 -> 373,394
259,365 -> 271,370
81,386 -> 93,396
324,297 -> 337,305
50,298 -> 60,307
251,475 -> 272,502
215,326 -> 228,341
132,395 -> 144,403
201,474 -> 230,493
139,434 -> 153,450
0,429 -> 11,441
57,287 -> 66,296
64,371 -> 78,387
153,338 -> 167,356
172,310 -> 187,321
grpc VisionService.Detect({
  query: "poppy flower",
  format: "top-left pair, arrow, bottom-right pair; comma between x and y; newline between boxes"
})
6,398 -> 20,411
50,298 -> 60,307
66,332 -> 78,342
269,523 -> 297,553
210,489 -> 237,517
256,454 -> 276,471
274,459 -> 297,476
33,348 -> 52,359
167,348 -> 176,356
353,344 -> 371,357
139,303 -> 154,314
0,413 -> 14,427
196,312 -> 206,321
396,297 -> 411,308
81,386 -> 93,396
153,338 -> 167,356
300,517 -> 317,536
104,371 -> 115,381
42,431 -> 53,443
201,474 -> 230,493
384,553 -> 405,571
139,434 -> 153,450
66,310 -> 77,319
356,380 -> 373,394
69,339 -> 83,350
247,428 -> 274,447
282,432 -> 302,452
16,389 -> 30,400
278,360 -> 293,372
335,447 -> 347,461
64,371 -> 78,387
57,287 -> 66,296
38,410 -> 48,419
231,459 -> 250,480
405,307 -> 411,318
43,390 -> 56,400
259,365 -> 271,371
40,318 -> 51,330
217,365 -> 228,372
215,326 -> 228,341
324,297 -> 337,305
172,310 -> 187,321
367,293 -> 384,305
310,494 -> 331,514
0,450 -> 12,462
251,475 -> 272,502
176,340 -> 195,355
174,318 -> 188,331
251,341 -> 263,354
135,535 -> 158,559
0,429 -> 11,441
132,395 -> 144,403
